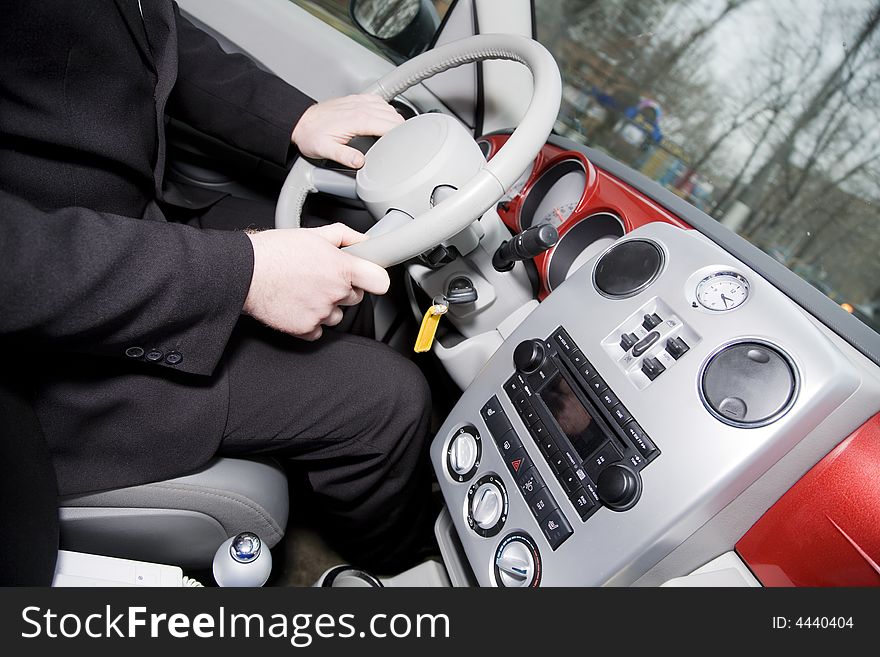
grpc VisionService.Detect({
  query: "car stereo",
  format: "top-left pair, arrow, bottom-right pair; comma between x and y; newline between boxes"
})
478,327 -> 660,550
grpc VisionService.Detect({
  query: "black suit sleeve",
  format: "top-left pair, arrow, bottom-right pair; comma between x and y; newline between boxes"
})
0,190 -> 254,377
168,5 -> 315,166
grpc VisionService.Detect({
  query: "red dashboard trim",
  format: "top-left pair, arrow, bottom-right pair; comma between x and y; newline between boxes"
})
482,135 -> 692,298
736,413 -> 880,587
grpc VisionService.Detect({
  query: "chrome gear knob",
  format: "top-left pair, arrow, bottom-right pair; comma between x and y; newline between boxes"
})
213,532 -> 272,587
230,532 -> 261,563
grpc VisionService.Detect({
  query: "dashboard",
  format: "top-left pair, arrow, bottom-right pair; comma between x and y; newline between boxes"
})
429,136 -> 880,587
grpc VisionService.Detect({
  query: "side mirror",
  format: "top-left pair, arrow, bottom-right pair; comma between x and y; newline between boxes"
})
350,0 -> 440,63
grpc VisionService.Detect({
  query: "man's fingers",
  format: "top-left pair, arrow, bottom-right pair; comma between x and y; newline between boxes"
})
322,306 -> 344,327
347,256 -> 390,296
327,142 -> 366,169
354,94 -> 402,113
300,327 -> 323,342
311,222 -> 368,247
352,113 -> 404,138
340,287 -> 365,307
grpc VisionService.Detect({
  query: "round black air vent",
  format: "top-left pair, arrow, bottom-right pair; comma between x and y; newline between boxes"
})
593,239 -> 663,298
547,213 -> 624,291
701,341 -> 797,427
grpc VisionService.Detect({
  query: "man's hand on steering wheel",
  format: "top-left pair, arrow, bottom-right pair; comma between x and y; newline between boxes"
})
243,224 -> 390,341
240,94 -> 402,342
291,94 -> 404,169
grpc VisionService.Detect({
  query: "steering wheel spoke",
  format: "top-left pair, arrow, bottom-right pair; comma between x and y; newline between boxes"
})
312,168 -> 359,200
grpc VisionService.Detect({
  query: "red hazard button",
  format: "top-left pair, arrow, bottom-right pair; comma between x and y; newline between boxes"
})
504,447 -> 531,481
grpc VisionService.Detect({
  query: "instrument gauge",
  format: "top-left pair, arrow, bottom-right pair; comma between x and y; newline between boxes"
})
696,272 -> 750,311
537,200 -> 579,228
519,158 -> 587,230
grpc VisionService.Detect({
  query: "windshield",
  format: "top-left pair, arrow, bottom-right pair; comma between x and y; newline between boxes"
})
535,0 -> 880,333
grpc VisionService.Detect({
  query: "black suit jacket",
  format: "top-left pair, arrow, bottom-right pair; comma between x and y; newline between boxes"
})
0,0 -> 314,494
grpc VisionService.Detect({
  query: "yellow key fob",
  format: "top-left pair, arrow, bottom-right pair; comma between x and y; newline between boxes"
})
414,301 -> 448,353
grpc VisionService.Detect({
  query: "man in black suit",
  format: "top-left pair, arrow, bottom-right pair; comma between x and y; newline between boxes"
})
0,0 -> 433,572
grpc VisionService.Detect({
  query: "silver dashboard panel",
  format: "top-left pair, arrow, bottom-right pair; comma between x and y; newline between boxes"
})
429,222 -> 860,586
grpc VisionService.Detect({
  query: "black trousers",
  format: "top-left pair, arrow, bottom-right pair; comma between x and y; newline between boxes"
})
179,194 -> 434,573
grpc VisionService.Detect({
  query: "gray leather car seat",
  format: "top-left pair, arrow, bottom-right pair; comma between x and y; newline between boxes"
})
57,458 -> 289,569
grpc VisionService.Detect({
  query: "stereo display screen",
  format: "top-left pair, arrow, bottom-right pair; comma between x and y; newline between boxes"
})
541,374 -> 606,461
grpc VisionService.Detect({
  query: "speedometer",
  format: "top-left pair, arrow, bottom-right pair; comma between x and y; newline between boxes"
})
696,272 -> 750,311
519,158 -> 587,230
537,200 -> 579,227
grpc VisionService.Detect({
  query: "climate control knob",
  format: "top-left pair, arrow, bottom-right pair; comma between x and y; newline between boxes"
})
446,426 -> 481,482
596,464 -> 642,511
513,339 -> 546,373
466,474 -> 507,537
494,533 -> 541,587
472,483 -> 502,528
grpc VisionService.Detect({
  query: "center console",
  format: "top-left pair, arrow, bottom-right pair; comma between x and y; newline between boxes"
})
430,222 -> 859,586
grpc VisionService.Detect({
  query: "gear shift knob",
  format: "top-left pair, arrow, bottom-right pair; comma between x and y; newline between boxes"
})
212,532 -> 272,587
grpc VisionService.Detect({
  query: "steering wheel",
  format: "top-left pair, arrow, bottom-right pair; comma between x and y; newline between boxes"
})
275,34 -> 561,268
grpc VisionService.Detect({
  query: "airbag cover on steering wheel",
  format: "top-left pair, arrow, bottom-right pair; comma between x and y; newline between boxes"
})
355,113 -> 486,220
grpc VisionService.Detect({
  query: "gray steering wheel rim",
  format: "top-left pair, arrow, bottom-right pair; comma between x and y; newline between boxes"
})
275,33 -> 561,268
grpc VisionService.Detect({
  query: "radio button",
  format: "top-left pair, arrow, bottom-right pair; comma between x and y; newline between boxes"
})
569,488 -> 597,520
528,488 -> 558,521
558,468 -> 584,495
533,430 -> 557,457
528,420 -> 551,445
528,361 -> 557,390
579,361 -> 599,382
598,388 -> 619,411
539,509 -> 573,549
568,349 -> 587,370
622,421 -> 658,459
508,391 -> 537,424
503,375 -> 524,398
591,441 -> 622,468
552,327 -> 578,354
518,402 -> 539,427
548,451 -> 568,475
587,377 -> 608,396
481,396 -> 512,438
610,404 -> 632,426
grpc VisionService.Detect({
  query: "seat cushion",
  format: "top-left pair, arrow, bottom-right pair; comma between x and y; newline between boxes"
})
58,457 -> 288,569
